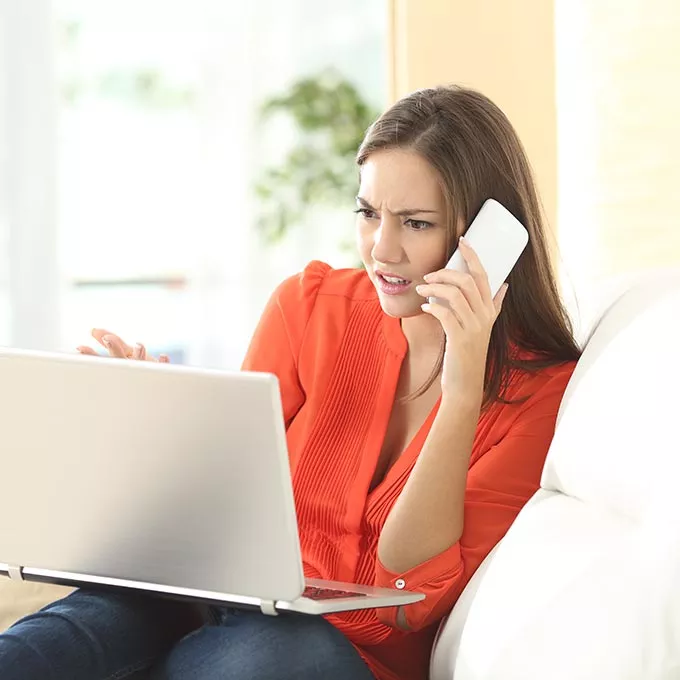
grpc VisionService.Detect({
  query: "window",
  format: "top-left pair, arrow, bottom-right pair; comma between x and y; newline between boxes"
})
1,0 -> 388,367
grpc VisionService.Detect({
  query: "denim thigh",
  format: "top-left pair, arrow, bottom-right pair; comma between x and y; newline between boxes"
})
151,606 -> 376,680
0,588 -> 201,680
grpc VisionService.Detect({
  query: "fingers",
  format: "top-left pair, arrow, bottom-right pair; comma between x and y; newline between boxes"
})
457,237 -> 492,302
418,244 -> 509,336
421,271 -> 486,318
82,329 -> 167,363
416,277 -> 479,319
420,297 -> 465,331
132,343 -> 148,361
493,283 -> 509,316
416,282 -> 475,329
92,328 -> 133,357
423,237 -> 492,309
101,334 -> 128,359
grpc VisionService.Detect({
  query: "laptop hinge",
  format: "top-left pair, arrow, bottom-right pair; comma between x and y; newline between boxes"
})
8,565 -> 25,582
259,600 -> 278,616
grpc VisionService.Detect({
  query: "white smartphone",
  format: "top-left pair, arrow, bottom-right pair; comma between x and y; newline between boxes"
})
429,198 -> 529,306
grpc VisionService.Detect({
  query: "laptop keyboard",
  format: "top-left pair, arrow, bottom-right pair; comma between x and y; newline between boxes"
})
302,586 -> 368,600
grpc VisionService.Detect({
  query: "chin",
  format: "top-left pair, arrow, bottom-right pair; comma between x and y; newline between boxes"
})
378,297 -> 424,319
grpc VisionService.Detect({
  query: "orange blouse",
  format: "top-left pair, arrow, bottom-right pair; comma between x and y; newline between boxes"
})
241,260 -> 576,680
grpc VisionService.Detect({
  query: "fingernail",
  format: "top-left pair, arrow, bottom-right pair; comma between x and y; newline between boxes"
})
423,273 -> 433,281
459,235 -> 467,244
421,303 -> 431,312
415,284 -> 425,294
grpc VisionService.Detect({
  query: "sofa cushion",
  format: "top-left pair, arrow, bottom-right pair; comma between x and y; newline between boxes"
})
542,275 -> 680,520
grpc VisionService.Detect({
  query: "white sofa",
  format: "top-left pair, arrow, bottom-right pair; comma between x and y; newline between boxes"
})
431,270 -> 680,680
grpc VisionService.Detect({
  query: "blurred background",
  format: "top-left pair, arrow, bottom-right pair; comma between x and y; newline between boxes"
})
1,0 -> 679,368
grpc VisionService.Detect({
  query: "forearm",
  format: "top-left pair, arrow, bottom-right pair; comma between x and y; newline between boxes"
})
377,389 -> 482,574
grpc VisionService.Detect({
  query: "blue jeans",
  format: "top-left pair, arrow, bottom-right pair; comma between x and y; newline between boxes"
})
0,589 -> 376,679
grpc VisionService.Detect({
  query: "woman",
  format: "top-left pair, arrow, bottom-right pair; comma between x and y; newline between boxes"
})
0,85 -> 580,680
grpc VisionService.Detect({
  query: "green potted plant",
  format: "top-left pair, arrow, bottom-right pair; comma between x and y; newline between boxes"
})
255,69 -> 379,258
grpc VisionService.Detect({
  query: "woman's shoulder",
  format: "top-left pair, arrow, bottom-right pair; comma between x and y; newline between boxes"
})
276,260 -> 376,310
505,356 -> 578,409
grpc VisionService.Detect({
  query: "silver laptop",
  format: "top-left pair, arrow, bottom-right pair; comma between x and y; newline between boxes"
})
0,347 -> 423,616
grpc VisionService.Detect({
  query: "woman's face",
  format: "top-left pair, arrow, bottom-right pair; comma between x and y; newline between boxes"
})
357,148 -> 449,319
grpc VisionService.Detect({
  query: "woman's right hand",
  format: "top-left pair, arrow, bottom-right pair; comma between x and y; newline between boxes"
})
77,328 -> 170,363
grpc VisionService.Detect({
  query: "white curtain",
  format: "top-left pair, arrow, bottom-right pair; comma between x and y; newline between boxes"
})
0,0 -> 62,349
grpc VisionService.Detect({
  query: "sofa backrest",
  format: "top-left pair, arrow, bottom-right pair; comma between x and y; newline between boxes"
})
431,271 -> 680,680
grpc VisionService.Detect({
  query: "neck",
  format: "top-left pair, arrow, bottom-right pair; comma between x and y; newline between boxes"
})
400,313 -> 445,354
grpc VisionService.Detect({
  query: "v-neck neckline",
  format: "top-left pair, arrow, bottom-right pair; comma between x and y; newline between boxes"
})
366,313 -> 443,501
367,395 -> 442,500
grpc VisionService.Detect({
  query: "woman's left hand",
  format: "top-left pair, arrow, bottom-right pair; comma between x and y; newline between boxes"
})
415,237 -> 508,398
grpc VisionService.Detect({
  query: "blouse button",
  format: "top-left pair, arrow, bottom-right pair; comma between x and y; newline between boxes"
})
395,578 -> 406,590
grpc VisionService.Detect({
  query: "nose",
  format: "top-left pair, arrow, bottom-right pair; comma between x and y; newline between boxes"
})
371,217 -> 403,264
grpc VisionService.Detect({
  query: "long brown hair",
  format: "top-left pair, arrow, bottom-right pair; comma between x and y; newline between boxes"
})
357,85 -> 581,407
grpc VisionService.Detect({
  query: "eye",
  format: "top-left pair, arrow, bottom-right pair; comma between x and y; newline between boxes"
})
354,207 -> 378,220
405,218 -> 433,231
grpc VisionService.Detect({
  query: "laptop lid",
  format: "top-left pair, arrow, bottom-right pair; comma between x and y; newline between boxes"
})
0,348 -> 305,604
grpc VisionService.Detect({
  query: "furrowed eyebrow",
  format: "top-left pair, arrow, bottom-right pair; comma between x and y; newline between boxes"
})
355,196 -> 438,217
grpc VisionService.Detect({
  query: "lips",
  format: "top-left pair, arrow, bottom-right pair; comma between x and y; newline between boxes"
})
376,270 -> 411,284
375,270 -> 412,296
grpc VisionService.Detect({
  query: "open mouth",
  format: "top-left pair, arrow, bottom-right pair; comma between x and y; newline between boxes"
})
376,272 -> 412,295
379,274 -> 410,285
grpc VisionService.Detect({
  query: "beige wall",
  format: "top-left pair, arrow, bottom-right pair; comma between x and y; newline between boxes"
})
388,0 -> 558,235
555,0 -> 680,300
